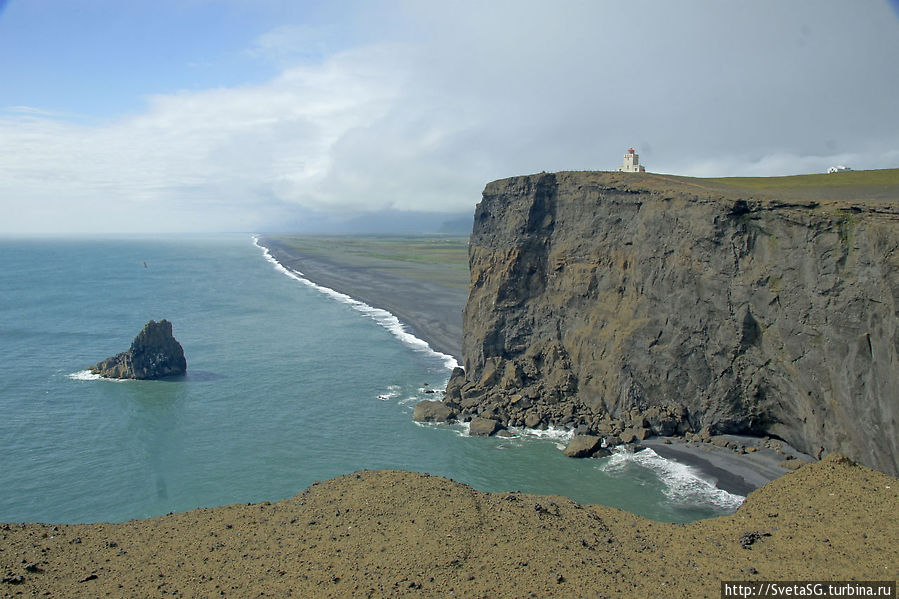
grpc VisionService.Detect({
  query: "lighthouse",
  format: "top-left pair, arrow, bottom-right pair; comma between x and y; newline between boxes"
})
617,148 -> 646,172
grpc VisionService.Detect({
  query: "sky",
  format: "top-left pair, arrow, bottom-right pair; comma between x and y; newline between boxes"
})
1,0 -> 898,234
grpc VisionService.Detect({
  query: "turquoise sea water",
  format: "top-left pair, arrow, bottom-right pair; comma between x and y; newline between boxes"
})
0,235 -> 743,524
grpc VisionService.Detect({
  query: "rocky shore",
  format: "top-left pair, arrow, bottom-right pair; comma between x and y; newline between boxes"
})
2,455 -> 896,597
417,373 -> 814,495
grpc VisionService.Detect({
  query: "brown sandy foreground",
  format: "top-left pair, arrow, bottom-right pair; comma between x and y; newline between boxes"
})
2,455 -> 896,598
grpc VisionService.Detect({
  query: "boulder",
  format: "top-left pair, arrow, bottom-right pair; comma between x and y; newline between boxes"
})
444,367 -> 465,408
413,400 -> 455,423
620,426 -> 649,444
563,435 -> 605,458
523,413 -> 543,429
644,405 -> 687,436
598,419 -> 624,435
90,320 -> 186,380
469,417 -> 503,437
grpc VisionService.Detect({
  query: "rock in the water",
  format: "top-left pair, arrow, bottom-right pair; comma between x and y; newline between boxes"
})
468,417 -> 503,437
563,435 -> 606,458
413,400 -> 455,423
90,320 -> 186,380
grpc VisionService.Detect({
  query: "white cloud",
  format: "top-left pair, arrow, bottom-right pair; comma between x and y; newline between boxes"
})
1,0 -> 898,234
0,44 -> 411,233
247,24 -> 337,64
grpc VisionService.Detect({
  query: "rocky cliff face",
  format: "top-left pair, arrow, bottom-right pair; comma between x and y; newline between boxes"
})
91,319 -> 187,380
448,171 -> 899,475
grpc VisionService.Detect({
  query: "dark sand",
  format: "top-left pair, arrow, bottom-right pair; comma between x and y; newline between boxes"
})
260,236 -> 468,362
2,455 -> 896,598
641,436 -> 815,496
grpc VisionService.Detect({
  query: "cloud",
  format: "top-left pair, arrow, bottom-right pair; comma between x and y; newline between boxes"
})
1,0 -> 898,234
0,44 -> 410,233
247,24 -> 338,65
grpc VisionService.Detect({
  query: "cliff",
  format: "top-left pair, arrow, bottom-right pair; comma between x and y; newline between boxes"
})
448,170 -> 899,475
91,319 -> 187,380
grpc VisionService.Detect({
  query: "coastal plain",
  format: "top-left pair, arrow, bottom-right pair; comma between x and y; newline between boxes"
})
261,235 -> 469,361
1,455 -> 896,598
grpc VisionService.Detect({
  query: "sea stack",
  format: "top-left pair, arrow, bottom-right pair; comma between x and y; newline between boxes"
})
91,319 -> 187,380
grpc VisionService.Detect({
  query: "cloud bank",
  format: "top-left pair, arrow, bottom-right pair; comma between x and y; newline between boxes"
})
1,0 -> 898,233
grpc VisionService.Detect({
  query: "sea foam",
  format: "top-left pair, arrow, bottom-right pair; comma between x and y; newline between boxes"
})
601,446 -> 745,510
253,236 -> 458,370
68,370 -> 102,381
505,425 -> 575,449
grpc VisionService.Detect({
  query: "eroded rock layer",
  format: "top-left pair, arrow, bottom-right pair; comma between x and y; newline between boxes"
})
450,171 -> 899,475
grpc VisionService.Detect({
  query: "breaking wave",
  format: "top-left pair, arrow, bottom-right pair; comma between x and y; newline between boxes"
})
601,446 -> 745,510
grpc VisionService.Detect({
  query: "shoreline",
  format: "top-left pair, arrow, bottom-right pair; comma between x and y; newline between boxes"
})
256,235 -> 811,496
257,235 -> 467,363
640,435 -> 814,496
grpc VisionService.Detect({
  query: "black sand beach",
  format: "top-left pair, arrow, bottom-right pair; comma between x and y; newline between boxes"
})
641,436 -> 813,496
260,236 -> 468,362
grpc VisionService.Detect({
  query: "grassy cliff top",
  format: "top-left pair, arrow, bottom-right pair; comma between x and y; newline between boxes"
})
536,168 -> 899,211
671,167 -> 899,204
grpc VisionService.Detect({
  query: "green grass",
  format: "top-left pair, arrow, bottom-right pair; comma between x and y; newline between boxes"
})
704,168 -> 899,192
275,235 -> 468,267
662,168 -> 899,204
269,235 -> 470,288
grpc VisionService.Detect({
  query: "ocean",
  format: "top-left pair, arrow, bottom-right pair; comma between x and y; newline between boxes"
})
0,235 -> 743,524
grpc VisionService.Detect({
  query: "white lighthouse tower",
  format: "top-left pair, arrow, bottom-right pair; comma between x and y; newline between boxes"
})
617,148 -> 646,172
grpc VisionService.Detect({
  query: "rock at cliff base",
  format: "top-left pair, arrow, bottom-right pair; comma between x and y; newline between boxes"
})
468,417 -> 503,437
563,435 -> 604,458
523,413 -> 543,429
90,320 -> 186,380
619,426 -> 650,444
413,400 -> 455,423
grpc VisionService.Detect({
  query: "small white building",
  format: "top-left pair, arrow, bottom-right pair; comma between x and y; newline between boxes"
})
827,165 -> 852,174
617,148 -> 646,172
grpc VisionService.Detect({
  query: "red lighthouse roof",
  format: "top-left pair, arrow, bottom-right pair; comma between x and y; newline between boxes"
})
628,147 -> 635,153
